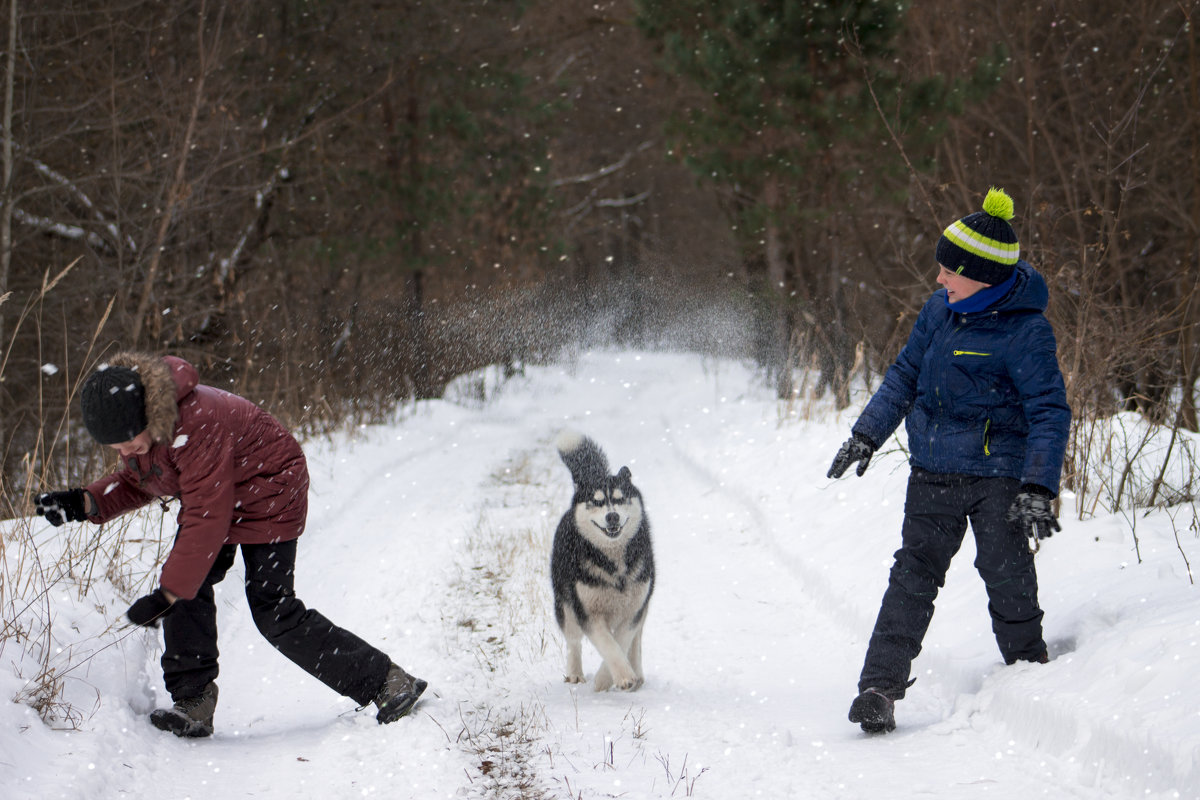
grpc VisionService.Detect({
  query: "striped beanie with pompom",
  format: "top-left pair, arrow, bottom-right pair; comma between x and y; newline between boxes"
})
934,187 -> 1020,285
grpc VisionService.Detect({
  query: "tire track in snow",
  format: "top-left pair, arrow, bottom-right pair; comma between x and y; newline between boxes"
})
306,434 -> 462,529
655,421 -> 876,637
966,671 -> 1193,798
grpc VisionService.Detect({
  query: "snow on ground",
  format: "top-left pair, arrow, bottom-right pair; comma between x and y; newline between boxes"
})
2,350 -> 1198,799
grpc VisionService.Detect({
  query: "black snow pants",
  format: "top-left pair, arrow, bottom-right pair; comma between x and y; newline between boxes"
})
161,539 -> 391,707
857,468 -> 1046,697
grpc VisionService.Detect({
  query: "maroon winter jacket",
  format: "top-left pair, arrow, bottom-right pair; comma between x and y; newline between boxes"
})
85,353 -> 308,600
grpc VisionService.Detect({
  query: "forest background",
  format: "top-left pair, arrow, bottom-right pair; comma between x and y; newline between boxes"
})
1,0 -> 1199,512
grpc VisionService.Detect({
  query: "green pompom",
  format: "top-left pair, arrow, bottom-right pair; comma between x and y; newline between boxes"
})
982,187 -> 1014,221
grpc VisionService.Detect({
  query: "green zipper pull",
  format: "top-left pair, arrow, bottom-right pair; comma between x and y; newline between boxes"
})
953,350 -> 992,356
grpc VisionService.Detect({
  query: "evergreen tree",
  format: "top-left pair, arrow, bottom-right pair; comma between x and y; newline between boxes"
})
237,1 -> 563,398
636,0 -> 1000,401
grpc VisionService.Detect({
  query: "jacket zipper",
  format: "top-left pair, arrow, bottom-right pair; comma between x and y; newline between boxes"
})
951,344 -> 993,452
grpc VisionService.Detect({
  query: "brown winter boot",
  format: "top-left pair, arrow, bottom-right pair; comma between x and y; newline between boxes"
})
150,682 -> 218,738
374,663 -> 428,724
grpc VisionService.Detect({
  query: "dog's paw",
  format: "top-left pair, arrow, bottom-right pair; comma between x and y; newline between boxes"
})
595,664 -> 641,692
564,673 -> 586,684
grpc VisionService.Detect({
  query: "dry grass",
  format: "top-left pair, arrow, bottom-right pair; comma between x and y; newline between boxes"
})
446,479 -> 557,799
1,505 -> 163,726
0,266 -> 168,725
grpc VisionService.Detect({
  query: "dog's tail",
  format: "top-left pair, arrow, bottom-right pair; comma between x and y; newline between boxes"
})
555,429 -> 609,488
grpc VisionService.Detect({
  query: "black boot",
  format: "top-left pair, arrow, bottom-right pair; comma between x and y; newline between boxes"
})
151,682 -> 218,738
374,663 -> 428,724
848,687 -> 898,734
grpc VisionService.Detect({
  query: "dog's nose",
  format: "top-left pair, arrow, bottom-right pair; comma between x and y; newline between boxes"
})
606,512 -> 620,528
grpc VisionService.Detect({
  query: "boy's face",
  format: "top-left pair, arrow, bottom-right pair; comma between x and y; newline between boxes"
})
108,430 -> 153,458
936,264 -> 991,301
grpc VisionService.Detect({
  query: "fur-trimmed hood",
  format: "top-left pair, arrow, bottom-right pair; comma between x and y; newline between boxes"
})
84,352 -> 306,600
101,351 -> 196,444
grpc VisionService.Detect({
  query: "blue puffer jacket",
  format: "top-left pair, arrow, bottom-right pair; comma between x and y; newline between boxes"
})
852,261 -> 1071,494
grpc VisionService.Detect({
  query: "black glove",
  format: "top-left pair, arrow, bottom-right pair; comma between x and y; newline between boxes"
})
127,589 -> 174,628
35,489 -> 89,527
827,433 -> 877,479
1007,484 -> 1061,542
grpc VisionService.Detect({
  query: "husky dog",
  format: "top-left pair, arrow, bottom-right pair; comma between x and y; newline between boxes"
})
551,430 -> 655,691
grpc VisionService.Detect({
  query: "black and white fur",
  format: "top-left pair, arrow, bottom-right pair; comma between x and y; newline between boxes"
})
551,430 -> 655,691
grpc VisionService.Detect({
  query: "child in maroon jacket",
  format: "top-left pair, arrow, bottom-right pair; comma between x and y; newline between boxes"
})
36,351 -> 426,737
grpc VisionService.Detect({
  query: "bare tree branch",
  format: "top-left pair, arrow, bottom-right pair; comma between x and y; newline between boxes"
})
131,0 -> 224,344
552,140 -> 653,186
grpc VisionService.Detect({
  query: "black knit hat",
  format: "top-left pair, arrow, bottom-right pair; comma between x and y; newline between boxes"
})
934,187 -> 1020,285
80,364 -> 147,444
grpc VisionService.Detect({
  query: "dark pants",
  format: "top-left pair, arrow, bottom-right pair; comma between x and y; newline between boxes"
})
161,540 -> 391,707
858,468 -> 1046,697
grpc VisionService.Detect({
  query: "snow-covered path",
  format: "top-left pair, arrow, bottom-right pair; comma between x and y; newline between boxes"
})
4,351 -> 1197,799
457,353 -> 1101,800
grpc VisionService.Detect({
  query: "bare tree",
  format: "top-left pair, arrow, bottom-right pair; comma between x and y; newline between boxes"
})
0,0 -> 16,460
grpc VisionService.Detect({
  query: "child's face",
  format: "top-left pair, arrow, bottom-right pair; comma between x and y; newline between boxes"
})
108,430 -> 153,458
936,265 -> 991,301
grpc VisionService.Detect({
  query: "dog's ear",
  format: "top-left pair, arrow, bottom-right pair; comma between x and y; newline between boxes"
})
617,466 -> 632,483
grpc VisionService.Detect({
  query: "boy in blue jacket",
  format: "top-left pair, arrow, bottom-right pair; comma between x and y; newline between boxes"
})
827,187 -> 1071,734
